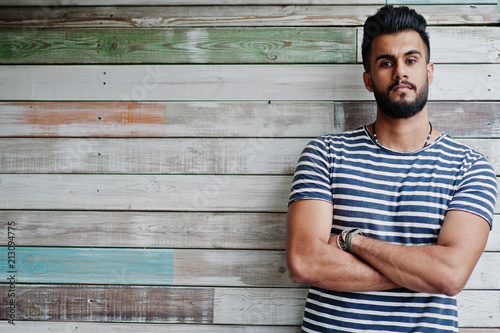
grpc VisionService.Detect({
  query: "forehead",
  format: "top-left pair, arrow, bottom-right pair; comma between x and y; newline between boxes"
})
370,30 -> 427,60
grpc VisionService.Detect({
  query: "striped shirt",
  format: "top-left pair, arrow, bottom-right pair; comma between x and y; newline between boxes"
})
288,125 -> 497,333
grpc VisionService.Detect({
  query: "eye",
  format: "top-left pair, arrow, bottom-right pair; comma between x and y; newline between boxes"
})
407,58 -> 417,64
380,61 -> 393,67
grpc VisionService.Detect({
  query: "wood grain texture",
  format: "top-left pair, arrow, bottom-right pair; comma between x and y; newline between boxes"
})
0,137 -> 309,175
0,174 -> 292,212
0,323 -> 497,332
0,101 -> 168,137
334,102 -> 500,138
0,284 -> 215,323
2,101 -> 499,138
0,28 -> 356,64
1,64 -> 499,101
0,210 -> 287,249
0,246 -> 495,288
2,211 -> 498,251
0,285 -> 497,327
0,322 -> 302,333
389,0 -> 496,4
0,0 -> 386,5
356,27 -> 500,64
0,247 -> 175,285
0,247 -> 293,287
1,174 -> 499,213
0,101 -> 334,137
0,5 -> 498,28
0,137 -> 498,175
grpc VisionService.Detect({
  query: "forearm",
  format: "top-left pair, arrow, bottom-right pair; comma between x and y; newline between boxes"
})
350,235 -> 464,296
288,238 -> 399,292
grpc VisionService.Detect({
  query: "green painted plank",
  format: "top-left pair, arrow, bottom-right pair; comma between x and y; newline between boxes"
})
0,246 -> 174,285
0,28 -> 356,64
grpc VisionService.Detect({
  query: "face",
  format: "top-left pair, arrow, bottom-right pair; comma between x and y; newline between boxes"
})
363,31 -> 434,119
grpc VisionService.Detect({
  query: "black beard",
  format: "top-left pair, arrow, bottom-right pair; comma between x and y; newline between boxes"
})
373,79 -> 429,119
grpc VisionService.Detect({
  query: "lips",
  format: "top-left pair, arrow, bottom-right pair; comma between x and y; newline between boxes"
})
389,81 -> 416,93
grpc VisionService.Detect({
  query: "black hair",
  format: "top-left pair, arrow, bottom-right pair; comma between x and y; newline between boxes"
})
361,5 -> 430,72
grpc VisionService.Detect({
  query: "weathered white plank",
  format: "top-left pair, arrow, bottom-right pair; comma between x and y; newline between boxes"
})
0,174 -> 291,212
0,138 -> 308,174
0,322 -> 302,333
486,215 -> 500,251
0,210 -> 287,249
1,323 -> 497,333
457,291 -> 500,328
458,139 -> 500,174
0,138 -> 301,175
2,5 -> 498,28
357,27 -> 500,64
0,138 -> 498,175
2,210 -> 498,251
214,288 -> 308,326
213,289 -> 500,327
466,252 -> 500,290
1,65 -> 499,101
1,175 -> 499,213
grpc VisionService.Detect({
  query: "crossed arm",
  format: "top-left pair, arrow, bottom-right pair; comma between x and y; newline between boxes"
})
286,199 -> 490,296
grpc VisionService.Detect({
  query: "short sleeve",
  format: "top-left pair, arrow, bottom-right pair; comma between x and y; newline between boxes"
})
288,137 -> 333,205
448,156 -> 498,229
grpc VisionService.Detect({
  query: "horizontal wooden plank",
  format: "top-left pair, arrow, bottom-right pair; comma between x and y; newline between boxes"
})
1,5 -> 498,28
1,175 -> 499,213
0,247 -> 293,287
0,174 -> 291,211
0,323 -> 497,333
0,0 -> 385,5
389,0 -> 496,4
1,101 -> 499,138
0,101 -> 334,137
356,27 -> 500,64
0,247 -> 175,285
0,137 -> 498,175
1,64 -> 499,101
0,322 -> 302,333
0,284 -> 215,323
0,211 -> 287,249
334,102 -> 500,138
457,290 -> 500,328
0,285 -> 497,327
3,27 -> 498,65
2,211 -> 498,251
0,28 -> 356,64
0,246 -> 496,288
0,138 -> 306,175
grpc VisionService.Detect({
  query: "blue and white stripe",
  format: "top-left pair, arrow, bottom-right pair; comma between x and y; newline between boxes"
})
289,125 -> 497,332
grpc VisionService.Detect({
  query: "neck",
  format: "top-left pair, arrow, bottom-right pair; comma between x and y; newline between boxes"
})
371,108 -> 439,152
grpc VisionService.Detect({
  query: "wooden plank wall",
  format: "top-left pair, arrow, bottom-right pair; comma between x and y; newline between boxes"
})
0,1 -> 499,332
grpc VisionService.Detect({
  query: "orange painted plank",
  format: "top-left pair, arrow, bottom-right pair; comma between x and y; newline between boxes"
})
0,102 -> 166,137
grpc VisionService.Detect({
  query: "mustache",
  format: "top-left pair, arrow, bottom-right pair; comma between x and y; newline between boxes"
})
388,80 -> 417,93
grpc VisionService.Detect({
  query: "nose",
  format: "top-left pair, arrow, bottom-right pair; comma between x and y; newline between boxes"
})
393,61 -> 408,80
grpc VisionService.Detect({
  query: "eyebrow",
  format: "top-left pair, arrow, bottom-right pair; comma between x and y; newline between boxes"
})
375,50 -> 422,62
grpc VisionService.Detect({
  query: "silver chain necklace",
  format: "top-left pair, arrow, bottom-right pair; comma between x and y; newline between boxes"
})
373,121 -> 433,148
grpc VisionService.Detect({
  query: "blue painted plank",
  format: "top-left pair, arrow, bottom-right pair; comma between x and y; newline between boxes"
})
0,246 -> 174,285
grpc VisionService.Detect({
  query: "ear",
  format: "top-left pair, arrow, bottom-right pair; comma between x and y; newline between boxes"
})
427,62 -> 434,84
363,71 -> 374,92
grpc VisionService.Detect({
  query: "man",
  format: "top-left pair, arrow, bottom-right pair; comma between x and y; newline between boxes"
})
286,5 -> 497,333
